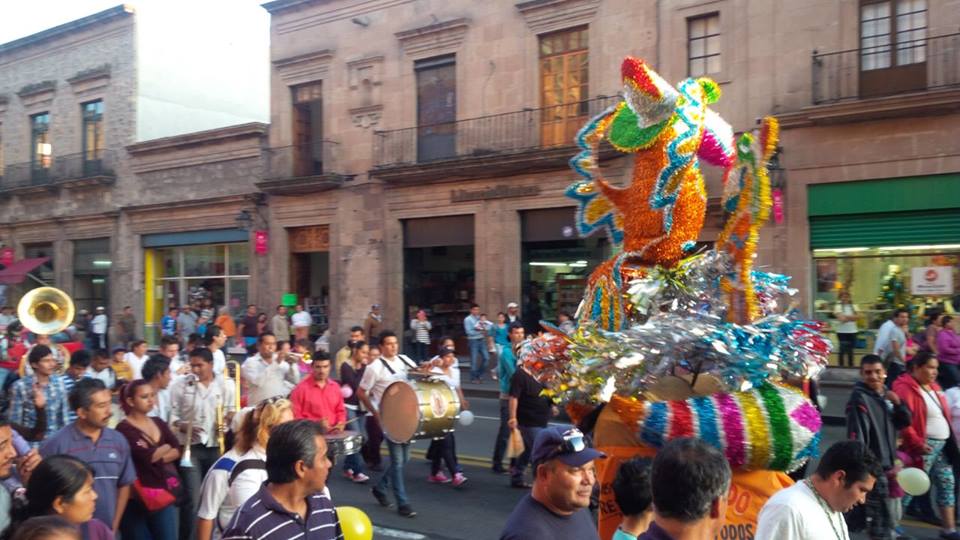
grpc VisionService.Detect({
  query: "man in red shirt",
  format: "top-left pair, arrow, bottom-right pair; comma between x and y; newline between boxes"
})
290,352 -> 346,433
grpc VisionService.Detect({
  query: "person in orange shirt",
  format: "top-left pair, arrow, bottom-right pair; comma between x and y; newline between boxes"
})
214,306 -> 237,348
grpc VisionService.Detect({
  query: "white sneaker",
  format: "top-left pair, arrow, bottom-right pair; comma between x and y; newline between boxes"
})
352,472 -> 370,483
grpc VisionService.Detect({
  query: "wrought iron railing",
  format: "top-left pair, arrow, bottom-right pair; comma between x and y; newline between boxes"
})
373,95 -> 620,167
1,149 -> 116,190
263,140 -> 341,180
812,33 -> 960,104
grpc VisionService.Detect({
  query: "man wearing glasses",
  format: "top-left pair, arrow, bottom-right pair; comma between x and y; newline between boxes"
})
500,426 -> 605,539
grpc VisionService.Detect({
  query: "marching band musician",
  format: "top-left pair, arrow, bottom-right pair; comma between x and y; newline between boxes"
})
169,347 -> 236,540
241,332 -> 300,405
20,334 -> 70,376
357,330 -> 418,518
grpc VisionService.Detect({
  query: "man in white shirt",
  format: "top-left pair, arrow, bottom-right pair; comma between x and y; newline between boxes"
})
204,325 -> 228,376
358,330 -> 418,518
755,440 -> 881,540
241,332 -> 300,405
123,340 -> 149,380
143,355 -> 173,422
169,347 -> 236,540
874,308 -> 910,385
91,306 -> 108,349
291,305 -> 313,342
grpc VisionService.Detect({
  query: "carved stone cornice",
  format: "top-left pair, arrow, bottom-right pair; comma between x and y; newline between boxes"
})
515,0 -> 600,34
273,49 -> 335,84
396,18 -> 469,58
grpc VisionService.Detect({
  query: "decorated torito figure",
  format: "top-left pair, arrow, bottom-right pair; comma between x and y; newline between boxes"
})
522,57 -> 828,540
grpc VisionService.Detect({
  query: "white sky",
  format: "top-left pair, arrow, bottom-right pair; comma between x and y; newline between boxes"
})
0,0 -> 269,45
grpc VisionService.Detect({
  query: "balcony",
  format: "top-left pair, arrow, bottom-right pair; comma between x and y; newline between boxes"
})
371,95 -> 621,183
783,33 -> 960,127
0,150 -> 116,194
814,33 -> 960,104
256,140 -> 350,195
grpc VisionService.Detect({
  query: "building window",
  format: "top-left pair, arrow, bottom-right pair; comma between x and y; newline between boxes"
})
291,81 -> 323,176
539,26 -> 589,146
81,100 -> 104,166
688,14 -> 721,76
415,55 -> 457,163
860,0 -> 926,71
30,112 -> 51,176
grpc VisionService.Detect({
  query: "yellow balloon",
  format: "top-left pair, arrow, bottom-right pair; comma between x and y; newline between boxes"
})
897,467 -> 931,497
336,506 -> 373,540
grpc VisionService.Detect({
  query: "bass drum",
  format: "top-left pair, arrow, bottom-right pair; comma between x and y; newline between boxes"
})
379,379 -> 460,444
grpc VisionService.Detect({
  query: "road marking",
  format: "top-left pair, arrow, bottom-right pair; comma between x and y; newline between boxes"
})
373,526 -> 428,539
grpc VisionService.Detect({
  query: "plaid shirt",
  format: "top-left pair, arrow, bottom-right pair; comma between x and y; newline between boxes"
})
61,374 -> 89,424
8,374 -> 71,443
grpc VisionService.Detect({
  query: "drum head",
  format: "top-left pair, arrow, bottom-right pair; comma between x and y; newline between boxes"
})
380,382 -> 419,443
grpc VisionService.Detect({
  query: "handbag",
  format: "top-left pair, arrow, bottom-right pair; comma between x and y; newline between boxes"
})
506,428 -> 525,459
132,478 -> 176,512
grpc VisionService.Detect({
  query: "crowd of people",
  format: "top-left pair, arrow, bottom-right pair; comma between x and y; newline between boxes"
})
0,296 -> 957,540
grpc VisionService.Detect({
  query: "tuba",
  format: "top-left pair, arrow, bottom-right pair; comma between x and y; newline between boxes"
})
17,287 -> 75,335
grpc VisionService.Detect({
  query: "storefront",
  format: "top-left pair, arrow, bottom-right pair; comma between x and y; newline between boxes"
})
72,238 -> 111,313
808,174 -> 960,362
521,208 -> 610,327
142,229 -> 250,343
288,225 -> 330,329
403,215 -> 474,354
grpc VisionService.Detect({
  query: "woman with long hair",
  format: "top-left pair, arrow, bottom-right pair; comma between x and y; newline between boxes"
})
4,455 -> 111,540
195,398 -> 294,540
115,380 -> 181,540
339,340 -> 370,483
894,351 -> 960,539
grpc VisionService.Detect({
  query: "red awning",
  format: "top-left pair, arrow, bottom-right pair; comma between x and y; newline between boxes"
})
0,257 -> 50,285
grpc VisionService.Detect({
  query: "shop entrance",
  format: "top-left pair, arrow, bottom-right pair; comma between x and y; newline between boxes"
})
403,215 -> 474,355
521,208 -> 610,331
288,226 -> 330,330
73,238 -> 111,314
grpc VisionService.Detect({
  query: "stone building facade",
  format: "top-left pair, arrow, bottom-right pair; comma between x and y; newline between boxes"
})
0,5 -> 267,341
261,0 -> 960,355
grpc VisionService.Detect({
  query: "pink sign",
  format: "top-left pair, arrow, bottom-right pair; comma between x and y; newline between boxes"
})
0,248 -> 12,267
254,230 -> 269,255
772,188 -> 785,225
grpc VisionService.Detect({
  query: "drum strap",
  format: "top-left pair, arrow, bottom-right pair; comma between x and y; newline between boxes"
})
379,355 -> 418,375
228,458 -> 266,487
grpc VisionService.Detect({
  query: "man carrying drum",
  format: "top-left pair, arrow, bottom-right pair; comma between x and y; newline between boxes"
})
357,330 -> 419,518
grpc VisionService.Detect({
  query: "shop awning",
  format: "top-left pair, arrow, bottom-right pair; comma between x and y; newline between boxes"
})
0,257 -> 50,285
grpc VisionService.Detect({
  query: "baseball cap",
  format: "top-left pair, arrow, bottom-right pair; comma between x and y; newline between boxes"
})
371,304 -> 381,309
531,426 -> 606,467
507,302 -> 519,309
439,347 -> 456,356
111,346 -> 127,354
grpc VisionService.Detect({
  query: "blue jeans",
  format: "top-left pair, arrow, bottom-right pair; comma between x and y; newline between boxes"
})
375,440 -> 410,507
120,498 -> 178,540
511,426 -> 543,485
344,408 -> 366,475
468,338 -> 489,381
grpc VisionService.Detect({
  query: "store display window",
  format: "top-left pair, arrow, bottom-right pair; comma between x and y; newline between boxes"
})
812,244 -> 960,360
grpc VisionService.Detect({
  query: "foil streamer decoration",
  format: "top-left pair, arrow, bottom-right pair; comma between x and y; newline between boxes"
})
633,382 -> 820,473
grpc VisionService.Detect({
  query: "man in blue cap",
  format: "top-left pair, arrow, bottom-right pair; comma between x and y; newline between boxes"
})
500,426 -> 605,539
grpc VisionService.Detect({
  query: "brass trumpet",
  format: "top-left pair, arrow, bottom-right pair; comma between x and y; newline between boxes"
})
179,374 -> 200,468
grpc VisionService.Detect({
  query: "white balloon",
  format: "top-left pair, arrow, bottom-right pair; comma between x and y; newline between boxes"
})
897,467 -> 931,496
458,410 -> 475,426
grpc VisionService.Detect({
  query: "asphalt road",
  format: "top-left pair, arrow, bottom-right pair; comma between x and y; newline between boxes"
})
329,394 -> 941,539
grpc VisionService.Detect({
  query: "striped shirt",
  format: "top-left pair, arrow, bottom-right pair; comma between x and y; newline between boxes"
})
223,483 -> 343,540
410,319 -> 431,345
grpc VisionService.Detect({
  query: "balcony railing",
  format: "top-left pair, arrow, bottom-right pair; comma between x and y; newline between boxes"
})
373,95 -> 620,168
263,140 -> 341,180
813,33 -> 960,104
1,150 -> 116,190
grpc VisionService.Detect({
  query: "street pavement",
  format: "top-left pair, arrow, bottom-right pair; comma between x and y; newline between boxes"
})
331,379 -> 940,539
